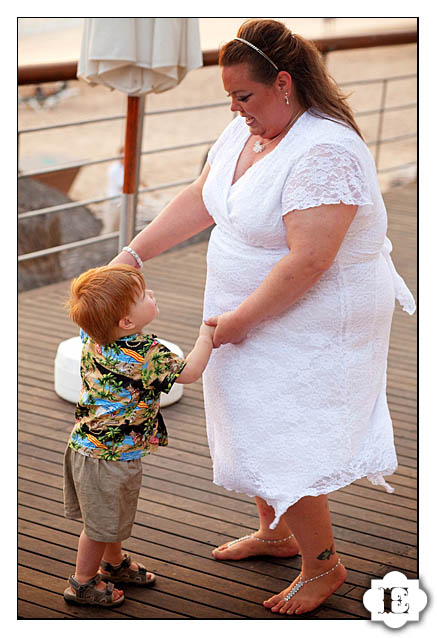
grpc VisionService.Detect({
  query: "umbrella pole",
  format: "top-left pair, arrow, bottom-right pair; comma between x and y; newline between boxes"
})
119,95 -> 145,252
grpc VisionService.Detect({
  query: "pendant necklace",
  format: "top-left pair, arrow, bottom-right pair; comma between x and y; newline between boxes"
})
253,109 -> 304,154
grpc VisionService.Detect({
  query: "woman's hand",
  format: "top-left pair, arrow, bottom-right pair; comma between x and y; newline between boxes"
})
205,310 -> 253,348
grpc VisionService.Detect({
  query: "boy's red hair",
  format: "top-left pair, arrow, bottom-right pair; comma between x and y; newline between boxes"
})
67,264 -> 146,345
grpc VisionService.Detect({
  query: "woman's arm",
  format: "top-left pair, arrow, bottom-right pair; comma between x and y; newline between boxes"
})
111,162 -> 214,266
206,202 -> 358,347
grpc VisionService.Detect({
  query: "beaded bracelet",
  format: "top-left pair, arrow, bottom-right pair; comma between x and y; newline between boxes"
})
122,246 -> 143,269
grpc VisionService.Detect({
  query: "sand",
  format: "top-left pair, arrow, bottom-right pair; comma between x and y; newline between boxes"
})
18,18 -> 417,226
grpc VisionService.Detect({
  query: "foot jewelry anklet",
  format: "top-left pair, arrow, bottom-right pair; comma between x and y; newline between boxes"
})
283,557 -> 341,602
226,533 -> 294,548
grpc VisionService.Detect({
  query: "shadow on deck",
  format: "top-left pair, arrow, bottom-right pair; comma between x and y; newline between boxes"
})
18,183 -> 417,620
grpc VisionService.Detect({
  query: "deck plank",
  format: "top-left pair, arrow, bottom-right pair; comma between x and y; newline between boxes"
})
18,183 -> 416,619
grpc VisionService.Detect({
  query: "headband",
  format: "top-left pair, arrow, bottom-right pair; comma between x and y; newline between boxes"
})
234,37 -> 279,71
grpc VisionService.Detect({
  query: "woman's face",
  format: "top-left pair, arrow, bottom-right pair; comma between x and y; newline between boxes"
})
222,63 -> 287,139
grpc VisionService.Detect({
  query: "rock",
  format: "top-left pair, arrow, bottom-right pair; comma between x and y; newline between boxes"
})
18,177 -> 118,291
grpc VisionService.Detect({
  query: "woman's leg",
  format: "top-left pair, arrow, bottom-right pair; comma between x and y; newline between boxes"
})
212,496 -> 300,560
263,495 -> 347,615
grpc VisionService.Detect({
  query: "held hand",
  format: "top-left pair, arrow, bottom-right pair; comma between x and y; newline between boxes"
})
199,322 -> 216,344
205,310 -> 252,348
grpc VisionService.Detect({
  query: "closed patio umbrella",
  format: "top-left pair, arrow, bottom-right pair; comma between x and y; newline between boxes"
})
77,17 -> 203,248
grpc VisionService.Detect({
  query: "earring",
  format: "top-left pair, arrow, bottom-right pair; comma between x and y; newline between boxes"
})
285,92 -> 289,105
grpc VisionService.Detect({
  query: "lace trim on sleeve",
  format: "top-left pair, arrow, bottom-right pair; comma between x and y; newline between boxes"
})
281,143 -> 373,215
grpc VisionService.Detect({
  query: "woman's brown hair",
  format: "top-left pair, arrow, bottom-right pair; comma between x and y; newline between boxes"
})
219,19 -> 363,139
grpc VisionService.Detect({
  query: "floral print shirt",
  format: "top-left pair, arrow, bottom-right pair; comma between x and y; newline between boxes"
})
68,330 -> 186,461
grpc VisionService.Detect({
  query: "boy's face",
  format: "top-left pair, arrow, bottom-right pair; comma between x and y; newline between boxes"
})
126,287 -> 159,332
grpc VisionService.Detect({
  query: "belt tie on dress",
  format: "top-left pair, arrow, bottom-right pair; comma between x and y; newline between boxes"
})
381,237 -> 416,315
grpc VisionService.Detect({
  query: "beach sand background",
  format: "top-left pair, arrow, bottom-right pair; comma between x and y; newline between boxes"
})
18,18 -> 417,226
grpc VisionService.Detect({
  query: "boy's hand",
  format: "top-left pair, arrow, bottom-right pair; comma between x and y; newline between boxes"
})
199,322 -> 215,343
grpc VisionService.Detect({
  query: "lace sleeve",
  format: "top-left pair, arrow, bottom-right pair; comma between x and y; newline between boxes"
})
281,143 -> 373,215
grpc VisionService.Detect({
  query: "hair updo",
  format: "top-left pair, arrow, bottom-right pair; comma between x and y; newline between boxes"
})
219,19 -> 363,139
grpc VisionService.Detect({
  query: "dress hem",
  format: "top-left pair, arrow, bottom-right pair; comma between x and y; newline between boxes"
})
212,466 -> 397,529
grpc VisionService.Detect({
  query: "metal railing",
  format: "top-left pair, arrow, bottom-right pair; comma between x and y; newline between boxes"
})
340,73 -> 417,173
18,30 -> 417,264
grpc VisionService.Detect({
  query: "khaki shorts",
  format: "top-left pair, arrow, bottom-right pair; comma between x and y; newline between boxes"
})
63,446 -> 143,543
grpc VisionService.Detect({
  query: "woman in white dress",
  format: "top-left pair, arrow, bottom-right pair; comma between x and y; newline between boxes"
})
111,19 -> 415,615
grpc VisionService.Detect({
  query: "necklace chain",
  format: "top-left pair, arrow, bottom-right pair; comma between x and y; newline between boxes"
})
253,109 -> 304,153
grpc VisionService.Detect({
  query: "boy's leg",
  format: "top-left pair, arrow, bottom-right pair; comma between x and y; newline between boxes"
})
74,529 -> 123,600
101,541 -> 124,566
75,529 -> 106,581
101,542 -> 143,571
100,542 -> 155,583
101,541 -> 141,571
98,459 -> 153,578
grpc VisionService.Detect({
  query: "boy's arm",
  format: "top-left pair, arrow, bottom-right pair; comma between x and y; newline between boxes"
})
176,324 -> 215,384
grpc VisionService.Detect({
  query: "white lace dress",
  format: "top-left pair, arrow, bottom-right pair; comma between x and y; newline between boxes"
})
201,111 -> 415,528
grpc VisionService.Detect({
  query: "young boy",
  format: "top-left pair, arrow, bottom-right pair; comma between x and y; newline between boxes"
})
63,264 -> 215,607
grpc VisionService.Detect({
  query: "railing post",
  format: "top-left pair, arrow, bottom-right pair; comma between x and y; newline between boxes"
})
375,79 -> 388,171
119,95 -> 145,251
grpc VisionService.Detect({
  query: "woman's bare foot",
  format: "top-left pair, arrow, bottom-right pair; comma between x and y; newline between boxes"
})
263,560 -> 347,615
212,532 -> 300,561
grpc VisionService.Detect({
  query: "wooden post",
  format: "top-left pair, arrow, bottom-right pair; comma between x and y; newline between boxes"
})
119,95 -> 145,251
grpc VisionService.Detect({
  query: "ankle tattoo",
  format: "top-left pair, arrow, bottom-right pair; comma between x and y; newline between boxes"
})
316,544 -> 335,560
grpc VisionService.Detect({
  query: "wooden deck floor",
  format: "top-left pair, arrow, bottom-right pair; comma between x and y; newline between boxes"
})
18,183 -> 417,620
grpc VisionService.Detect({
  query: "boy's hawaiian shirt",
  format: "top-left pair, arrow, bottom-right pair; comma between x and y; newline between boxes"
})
68,330 -> 186,461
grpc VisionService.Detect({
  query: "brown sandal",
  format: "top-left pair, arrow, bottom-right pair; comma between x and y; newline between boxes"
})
64,573 -> 125,607
100,552 -> 156,587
